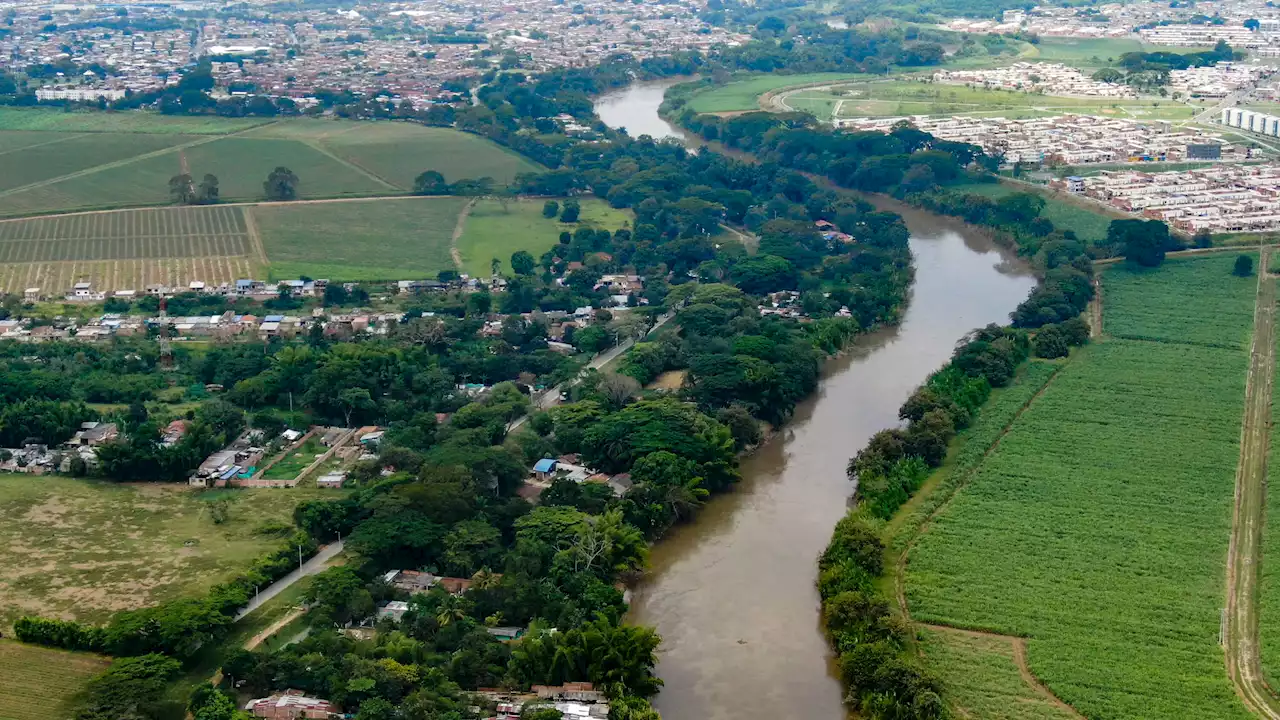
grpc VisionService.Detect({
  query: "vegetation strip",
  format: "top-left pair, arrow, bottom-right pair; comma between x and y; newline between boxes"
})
1224,246 -> 1280,718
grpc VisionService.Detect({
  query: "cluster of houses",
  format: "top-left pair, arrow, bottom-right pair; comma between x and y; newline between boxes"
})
932,62 -> 1136,98
189,426 -> 378,489
1053,163 -> 1280,232
837,114 -> 1242,166
243,682 -> 610,720
0,420 -> 132,475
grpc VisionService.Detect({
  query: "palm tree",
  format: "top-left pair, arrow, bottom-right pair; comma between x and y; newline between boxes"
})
664,476 -> 709,521
435,596 -> 468,626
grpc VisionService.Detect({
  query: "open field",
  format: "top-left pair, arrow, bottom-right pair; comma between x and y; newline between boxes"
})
456,197 -> 634,276
0,132 -> 197,193
1025,37 -> 1212,69
905,255 -> 1258,719
0,205 -> 255,294
918,626 -> 1080,720
685,72 -> 873,113
252,196 -> 469,281
0,476 -> 340,630
313,121 -> 544,189
0,107 -> 269,134
784,80 -> 1199,123
0,639 -> 109,720
0,116 -> 540,217
1102,253 -> 1257,348
948,181 -> 1116,244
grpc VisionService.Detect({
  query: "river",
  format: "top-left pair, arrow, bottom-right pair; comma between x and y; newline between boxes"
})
593,82 -> 1038,720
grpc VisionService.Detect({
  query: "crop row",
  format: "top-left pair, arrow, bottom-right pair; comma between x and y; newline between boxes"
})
889,360 -> 1062,552
0,234 -> 249,263
0,256 -> 255,294
0,206 -> 247,242
908,339 -> 1251,720
1103,254 -> 1257,349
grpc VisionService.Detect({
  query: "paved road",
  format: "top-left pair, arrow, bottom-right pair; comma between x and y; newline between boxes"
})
510,309 -> 676,430
235,540 -> 345,620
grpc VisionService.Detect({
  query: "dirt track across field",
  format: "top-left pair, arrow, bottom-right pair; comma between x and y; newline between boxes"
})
1224,245 -> 1280,719
891,360 -> 1075,717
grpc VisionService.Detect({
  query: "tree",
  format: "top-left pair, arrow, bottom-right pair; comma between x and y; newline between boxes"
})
1246,17 -> 1261,30
511,250 -> 536,276
413,170 -> 449,195
542,200 -> 560,218
1193,229 -> 1213,248
490,257 -> 501,277
596,373 -> 640,409
338,387 -> 374,426
169,173 -> 196,204
1092,67 -> 1125,83
263,166 -> 300,201
560,199 -> 581,223
1234,254 -> 1255,277
1109,218 -> 1170,267
197,174 -> 219,204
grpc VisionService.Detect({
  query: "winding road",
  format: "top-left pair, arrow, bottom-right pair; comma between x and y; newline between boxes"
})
1225,245 -> 1280,718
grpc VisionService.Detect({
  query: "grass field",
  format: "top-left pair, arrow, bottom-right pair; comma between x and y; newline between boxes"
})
685,72 -> 873,113
785,80 -> 1198,122
0,476 -> 339,630
456,197 -> 634,276
0,639 -> 109,720
1261,281 -> 1280,689
252,196 -> 469,281
0,205 -> 256,294
948,181 -> 1116,244
905,256 -> 1257,719
0,107 -> 268,134
1025,37 -> 1213,69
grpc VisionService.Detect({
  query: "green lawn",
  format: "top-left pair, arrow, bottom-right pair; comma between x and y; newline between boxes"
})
1025,37 -> 1212,69
0,640 -> 110,720
1264,284 -> 1280,689
253,195 -> 469,281
0,476 -> 338,630
685,72 -> 873,113
0,107 -> 269,134
0,132 -> 197,194
262,437 -> 326,481
905,255 -> 1257,720
948,181 -> 1116,244
456,197 -> 633,277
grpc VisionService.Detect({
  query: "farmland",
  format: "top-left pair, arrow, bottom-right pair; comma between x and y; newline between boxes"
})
0,640 -> 109,720
0,107 -> 268,134
0,116 -> 540,217
0,205 -> 256,294
0,476 -> 339,630
1102,253 -> 1257,348
252,196 -> 469,281
904,255 -> 1258,719
918,627 -> 1079,720
456,198 -> 634,277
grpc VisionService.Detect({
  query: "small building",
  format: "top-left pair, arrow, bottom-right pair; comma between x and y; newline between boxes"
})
377,600 -> 410,622
1065,176 -> 1086,193
316,471 -> 346,488
23,288 -> 40,302
486,626 -> 526,641
66,422 -> 119,447
532,458 -> 558,481
244,690 -> 337,719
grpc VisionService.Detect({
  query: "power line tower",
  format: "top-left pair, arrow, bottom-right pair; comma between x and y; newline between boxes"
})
158,296 -> 174,370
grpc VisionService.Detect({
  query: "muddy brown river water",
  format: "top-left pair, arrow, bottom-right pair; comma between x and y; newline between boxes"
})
594,81 -> 1039,720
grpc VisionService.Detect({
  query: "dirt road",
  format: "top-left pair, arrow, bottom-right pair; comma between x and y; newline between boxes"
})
1224,245 -> 1280,718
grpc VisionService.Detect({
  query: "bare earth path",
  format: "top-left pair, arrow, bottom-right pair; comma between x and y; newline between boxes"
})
892,361 -> 1081,719
1224,245 -> 1280,719
450,198 -> 477,270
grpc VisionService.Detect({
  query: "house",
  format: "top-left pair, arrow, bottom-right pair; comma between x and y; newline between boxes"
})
436,576 -> 472,595
377,600 -> 410,621
23,287 -> 40,302
244,690 -> 337,719
161,420 -> 188,446
71,282 -> 93,298
66,422 -> 119,447
532,458 -> 558,481
316,471 -> 346,488
486,626 -> 526,641
383,569 -> 438,594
